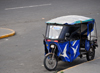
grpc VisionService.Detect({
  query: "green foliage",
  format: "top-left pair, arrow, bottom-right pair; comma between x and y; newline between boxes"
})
60,71 -> 64,73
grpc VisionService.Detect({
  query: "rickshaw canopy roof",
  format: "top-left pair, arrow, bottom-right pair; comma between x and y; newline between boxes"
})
46,15 -> 94,25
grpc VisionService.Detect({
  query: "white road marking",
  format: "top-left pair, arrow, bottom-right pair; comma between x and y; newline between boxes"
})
5,3 -> 51,10
5,39 -> 8,41
42,65 -> 44,66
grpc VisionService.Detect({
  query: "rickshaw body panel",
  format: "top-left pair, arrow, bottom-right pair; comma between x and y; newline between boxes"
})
45,40 -> 80,62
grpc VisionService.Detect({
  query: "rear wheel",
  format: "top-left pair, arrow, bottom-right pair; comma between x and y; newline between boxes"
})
44,54 -> 58,71
86,47 -> 95,61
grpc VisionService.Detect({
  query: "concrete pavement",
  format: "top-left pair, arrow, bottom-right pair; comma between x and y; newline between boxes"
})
58,57 -> 100,73
0,28 -> 15,39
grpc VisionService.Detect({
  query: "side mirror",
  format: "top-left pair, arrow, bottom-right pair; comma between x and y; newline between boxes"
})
65,33 -> 70,37
65,33 -> 70,41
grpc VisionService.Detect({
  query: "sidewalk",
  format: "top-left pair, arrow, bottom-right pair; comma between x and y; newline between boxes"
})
58,57 -> 100,73
0,28 -> 15,39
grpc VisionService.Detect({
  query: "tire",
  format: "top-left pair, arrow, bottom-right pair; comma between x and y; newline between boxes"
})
86,47 -> 95,61
44,54 -> 58,71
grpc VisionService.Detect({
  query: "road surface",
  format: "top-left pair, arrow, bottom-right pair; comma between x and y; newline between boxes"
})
0,0 -> 100,73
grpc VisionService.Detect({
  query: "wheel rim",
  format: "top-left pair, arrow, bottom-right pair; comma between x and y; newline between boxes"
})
45,55 -> 57,69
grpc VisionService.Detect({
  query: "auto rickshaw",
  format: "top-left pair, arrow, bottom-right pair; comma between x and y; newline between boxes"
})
43,15 -> 98,71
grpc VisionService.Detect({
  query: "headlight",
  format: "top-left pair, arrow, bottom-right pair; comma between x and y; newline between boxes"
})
50,44 -> 55,49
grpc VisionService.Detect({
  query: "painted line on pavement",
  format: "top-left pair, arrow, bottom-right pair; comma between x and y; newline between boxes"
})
5,3 -> 51,10
0,28 -> 15,39
57,57 -> 100,73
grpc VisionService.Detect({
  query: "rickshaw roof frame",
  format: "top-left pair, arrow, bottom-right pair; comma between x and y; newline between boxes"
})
45,15 -> 97,41
46,15 -> 95,25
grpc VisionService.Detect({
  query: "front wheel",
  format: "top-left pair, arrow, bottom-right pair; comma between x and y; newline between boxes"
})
86,47 -> 95,61
44,54 -> 58,71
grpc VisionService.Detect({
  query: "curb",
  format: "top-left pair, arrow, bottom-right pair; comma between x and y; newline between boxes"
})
57,57 -> 100,73
0,28 -> 15,39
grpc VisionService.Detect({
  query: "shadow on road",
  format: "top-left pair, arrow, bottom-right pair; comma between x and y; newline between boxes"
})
56,57 -> 87,72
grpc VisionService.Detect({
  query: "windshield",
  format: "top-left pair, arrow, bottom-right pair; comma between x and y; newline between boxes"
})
46,24 -> 80,40
46,25 -> 63,39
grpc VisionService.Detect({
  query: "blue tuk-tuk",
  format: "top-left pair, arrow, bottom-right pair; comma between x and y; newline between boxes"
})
43,15 -> 98,71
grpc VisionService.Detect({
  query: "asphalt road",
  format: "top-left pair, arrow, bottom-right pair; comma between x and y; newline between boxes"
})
0,0 -> 100,73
